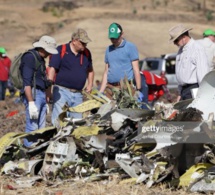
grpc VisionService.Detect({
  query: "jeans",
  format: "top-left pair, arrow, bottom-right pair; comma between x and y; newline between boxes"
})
22,89 -> 47,147
0,81 -> 8,100
140,74 -> 148,105
52,85 -> 83,126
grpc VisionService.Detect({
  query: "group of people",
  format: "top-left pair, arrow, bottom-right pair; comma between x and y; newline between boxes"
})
18,22 -> 144,147
1,22 -> 215,147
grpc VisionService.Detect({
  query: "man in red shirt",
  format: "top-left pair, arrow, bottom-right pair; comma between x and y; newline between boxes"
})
0,47 -> 11,100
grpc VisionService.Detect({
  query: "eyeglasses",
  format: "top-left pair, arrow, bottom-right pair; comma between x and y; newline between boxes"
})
78,40 -> 87,46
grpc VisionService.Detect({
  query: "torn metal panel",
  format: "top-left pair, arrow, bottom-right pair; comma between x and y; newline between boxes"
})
82,134 -> 107,153
173,99 -> 193,110
72,125 -> 102,139
116,108 -> 154,120
115,153 -> 141,178
188,70 -> 215,120
1,159 -> 43,176
68,100 -> 102,113
111,112 -> 128,131
189,179 -> 215,193
40,137 -> 78,180
97,102 -> 116,118
178,163 -> 213,187
0,132 -> 25,159
146,162 -> 168,188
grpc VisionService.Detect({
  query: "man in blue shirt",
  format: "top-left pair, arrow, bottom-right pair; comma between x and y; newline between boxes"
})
21,35 -> 58,147
100,23 -> 145,103
48,28 -> 94,126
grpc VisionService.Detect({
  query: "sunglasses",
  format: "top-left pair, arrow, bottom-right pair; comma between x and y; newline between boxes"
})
174,36 -> 182,44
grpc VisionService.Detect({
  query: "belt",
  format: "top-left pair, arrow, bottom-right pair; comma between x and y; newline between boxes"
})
36,86 -> 45,92
56,85 -> 81,93
182,83 -> 198,89
108,80 -> 133,86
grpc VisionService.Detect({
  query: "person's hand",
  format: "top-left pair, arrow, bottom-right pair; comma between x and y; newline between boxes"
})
46,104 -> 50,114
28,101 -> 39,119
85,85 -> 92,93
134,90 -> 144,102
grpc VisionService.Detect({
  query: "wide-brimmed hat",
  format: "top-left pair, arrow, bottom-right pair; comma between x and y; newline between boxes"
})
72,28 -> 91,43
33,35 -> 58,54
0,47 -> 7,57
169,24 -> 192,42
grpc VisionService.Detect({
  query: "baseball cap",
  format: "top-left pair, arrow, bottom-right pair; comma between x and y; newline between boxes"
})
0,47 -> 7,57
108,23 -> 122,39
203,29 -> 215,37
72,28 -> 91,43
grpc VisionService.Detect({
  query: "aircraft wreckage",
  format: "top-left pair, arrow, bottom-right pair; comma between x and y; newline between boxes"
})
1,72 -> 215,193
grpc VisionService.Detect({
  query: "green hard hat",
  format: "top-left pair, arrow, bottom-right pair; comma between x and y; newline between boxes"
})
203,29 -> 215,37
0,47 -> 6,54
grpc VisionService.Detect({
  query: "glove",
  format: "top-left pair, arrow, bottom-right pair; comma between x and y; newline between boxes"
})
134,90 -> 144,102
46,104 -> 50,114
29,101 -> 39,119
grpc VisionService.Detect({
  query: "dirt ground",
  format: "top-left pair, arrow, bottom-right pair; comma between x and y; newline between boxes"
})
0,0 -> 215,194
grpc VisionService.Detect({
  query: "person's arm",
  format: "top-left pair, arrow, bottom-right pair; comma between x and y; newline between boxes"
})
85,67 -> 94,93
99,63 -> 109,93
46,67 -> 56,103
24,86 -> 34,101
132,60 -> 141,90
196,47 -> 210,84
176,85 -> 182,102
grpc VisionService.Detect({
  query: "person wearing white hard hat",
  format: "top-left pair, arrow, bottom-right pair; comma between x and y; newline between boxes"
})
20,35 -> 58,147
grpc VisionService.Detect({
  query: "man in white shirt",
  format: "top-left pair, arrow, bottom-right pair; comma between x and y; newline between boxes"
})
169,24 -> 209,101
197,29 -> 215,71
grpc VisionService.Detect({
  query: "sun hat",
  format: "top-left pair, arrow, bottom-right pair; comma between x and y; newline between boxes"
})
0,47 -> 7,57
72,28 -> 91,43
108,23 -> 122,39
203,29 -> 215,37
33,35 -> 58,54
169,24 -> 192,42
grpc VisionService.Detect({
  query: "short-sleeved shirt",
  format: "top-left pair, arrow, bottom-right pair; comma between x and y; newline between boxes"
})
49,42 -> 92,90
105,39 -> 139,83
0,56 -> 11,81
21,49 -> 47,90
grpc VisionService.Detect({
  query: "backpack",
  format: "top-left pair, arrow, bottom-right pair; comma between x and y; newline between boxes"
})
10,50 -> 41,90
46,44 -> 90,81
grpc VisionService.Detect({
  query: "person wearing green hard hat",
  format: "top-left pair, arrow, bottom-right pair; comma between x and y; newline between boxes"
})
203,29 -> 215,37
0,47 -> 11,100
99,22 -> 149,108
0,47 -> 7,57
197,29 -> 215,71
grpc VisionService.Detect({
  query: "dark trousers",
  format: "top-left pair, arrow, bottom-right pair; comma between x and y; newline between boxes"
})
0,81 -> 8,100
181,83 -> 199,100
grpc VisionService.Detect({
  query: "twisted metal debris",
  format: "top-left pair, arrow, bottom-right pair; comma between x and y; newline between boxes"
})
1,72 -> 215,193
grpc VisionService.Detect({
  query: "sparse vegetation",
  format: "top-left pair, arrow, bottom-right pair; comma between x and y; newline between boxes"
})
205,10 -> 213,21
